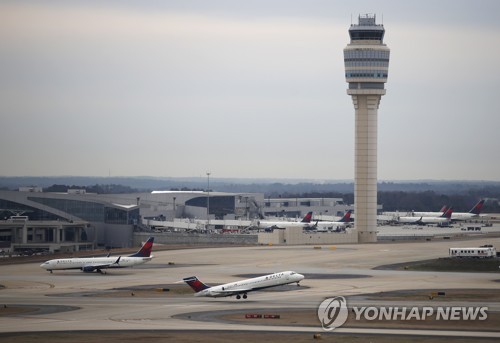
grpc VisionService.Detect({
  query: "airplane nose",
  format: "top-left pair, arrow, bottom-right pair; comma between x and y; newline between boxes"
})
297,273 -> 305,280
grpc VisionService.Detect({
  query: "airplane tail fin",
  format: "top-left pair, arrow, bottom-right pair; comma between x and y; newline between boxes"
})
183,276 -> 210,293
128,236 -> 154,258
439,206 -> 448,212
301,212 -> 313,223
441,208 -> 453,219
338,210 -> 352,223
469,200 -> 485,215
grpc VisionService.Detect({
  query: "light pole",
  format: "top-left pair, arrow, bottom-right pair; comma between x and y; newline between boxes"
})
173,197 -> 176,218
206,172 -> 210,230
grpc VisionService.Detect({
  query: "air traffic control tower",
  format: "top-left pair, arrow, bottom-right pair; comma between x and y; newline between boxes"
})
344,14 -> 390,243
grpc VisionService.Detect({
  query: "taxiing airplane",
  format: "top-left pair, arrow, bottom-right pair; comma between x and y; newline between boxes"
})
40,237 -> 155,274
310,211 -> 352,232
256,212 -> 312,230
183,270 -> 304,299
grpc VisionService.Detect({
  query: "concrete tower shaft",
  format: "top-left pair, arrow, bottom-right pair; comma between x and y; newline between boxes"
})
344,14 -> 390,243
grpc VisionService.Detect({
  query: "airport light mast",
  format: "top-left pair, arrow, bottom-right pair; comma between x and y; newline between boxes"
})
206,172 -> 210,230
344,14 -> 390,243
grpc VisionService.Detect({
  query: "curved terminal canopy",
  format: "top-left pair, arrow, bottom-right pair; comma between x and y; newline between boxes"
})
349,14 -> 385,42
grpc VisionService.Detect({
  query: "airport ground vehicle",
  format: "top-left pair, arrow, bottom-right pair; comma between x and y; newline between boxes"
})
449,246 -> 496,258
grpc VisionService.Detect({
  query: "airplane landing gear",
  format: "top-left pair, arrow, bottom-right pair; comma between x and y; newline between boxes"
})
296,282 -> 300,287
236,294 -> 241,299
243,294 -> 247,299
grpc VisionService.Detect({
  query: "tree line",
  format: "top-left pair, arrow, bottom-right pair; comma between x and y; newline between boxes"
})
280,190 -> 500,213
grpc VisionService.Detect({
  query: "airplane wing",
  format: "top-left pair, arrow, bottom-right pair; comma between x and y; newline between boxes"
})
211,288 -> 253,296
82,257 -> 121,272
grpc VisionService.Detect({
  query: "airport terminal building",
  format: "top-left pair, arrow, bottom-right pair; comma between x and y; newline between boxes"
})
0,188 -> 356,252
0,189 -> 263,251
0,189 -> 141,252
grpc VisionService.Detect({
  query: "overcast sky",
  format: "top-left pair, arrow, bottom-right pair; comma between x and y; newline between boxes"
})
1,0 -> 499,181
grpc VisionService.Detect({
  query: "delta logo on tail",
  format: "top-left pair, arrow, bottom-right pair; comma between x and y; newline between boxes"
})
129,236 -> 154,257
338,210 -> 352,223
470,200 -> 485,215
183,276 -> 210,293
440,208 -> 453,219
301,212 -> 313,223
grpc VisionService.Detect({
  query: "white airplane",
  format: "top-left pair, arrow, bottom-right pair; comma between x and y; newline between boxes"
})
183,271 -> 305,299
450,200 -> 485,221
397,200 -> 484,222
256,212 -> 312,230
397,208 -> 453,226
410,205 -> 449,218
40,237 -> 154,274
310,211 -> 352,232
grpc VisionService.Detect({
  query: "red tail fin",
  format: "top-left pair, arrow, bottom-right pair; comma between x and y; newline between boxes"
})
339,210 -> 352,223
301,212 -> 313,223
183,276 -> 210,293
129,237 -> 154,258
441,208 -> 453,219
469,200 -> 485,215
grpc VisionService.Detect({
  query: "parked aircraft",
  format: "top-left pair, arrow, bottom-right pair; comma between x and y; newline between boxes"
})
310,211 -> 352,232
256,212 -> 312,230
40,237 -> 154,274
183,271 -> 304,299
411,206 -> 449,217
397,208 -> 453,226
450,200 -> 485,221
400,200 -> 484,222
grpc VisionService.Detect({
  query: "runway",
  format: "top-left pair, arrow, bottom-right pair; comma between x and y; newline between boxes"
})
1,237 -> 500,339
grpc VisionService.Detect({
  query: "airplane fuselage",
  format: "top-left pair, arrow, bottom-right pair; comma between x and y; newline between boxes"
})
397,216 -> 450,225
314,221 -> 349,232
257,221 -> 310,229
450,213 -> 483,221
40,256 -> 152,272
195,271 -> 304,298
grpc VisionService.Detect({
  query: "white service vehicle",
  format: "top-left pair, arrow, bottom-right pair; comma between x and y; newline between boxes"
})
449,246 -> 496,258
